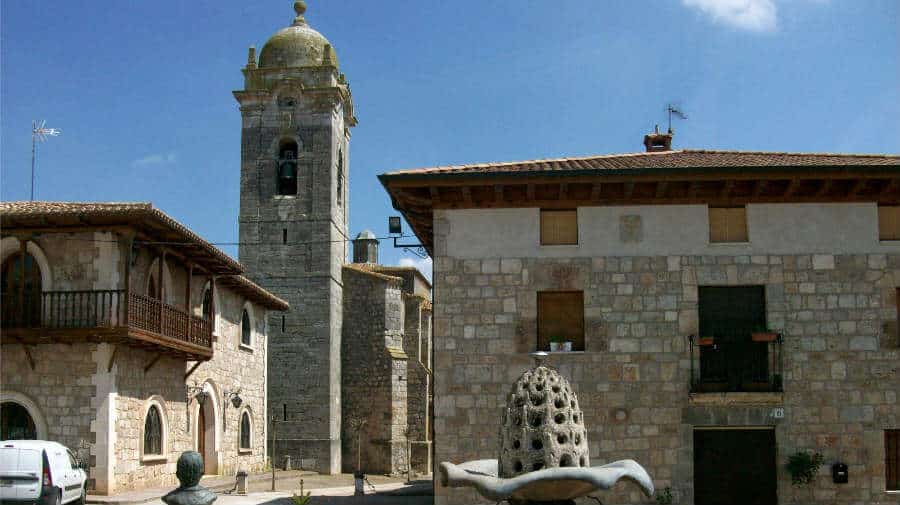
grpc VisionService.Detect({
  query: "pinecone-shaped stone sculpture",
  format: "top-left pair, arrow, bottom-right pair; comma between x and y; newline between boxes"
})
499,353 -> 589,478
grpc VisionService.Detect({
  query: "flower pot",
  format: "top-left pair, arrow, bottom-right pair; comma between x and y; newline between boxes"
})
549,342 -> 562,352
562,341 -> 573,352
697,337 -> 715,347
752,331 -> 778,342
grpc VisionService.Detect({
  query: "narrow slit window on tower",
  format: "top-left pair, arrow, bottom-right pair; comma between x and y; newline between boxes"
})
337,150 -> 344,205
281,315 -> 285,332
282,229 -> 288,244
283,404 -> 287,421
277,139 -> 298,196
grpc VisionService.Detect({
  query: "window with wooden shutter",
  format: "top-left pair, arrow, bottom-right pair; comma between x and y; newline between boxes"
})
887,430 -> 900,491
709,206 -> 748,243
540,209 -> 578,245
879,206 -> 900,241
537,291 -> 584,351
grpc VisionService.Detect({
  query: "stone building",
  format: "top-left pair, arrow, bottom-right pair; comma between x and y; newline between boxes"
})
0,202 -> 288,494
381,137 -> 900,504
234,2 -> 432,475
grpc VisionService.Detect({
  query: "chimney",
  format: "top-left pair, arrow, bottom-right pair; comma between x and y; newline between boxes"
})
643,125 -> 673,152
352,230 -> 379,264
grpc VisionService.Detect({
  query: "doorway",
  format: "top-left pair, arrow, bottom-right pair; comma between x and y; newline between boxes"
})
694,428 -> 777,505
197,407 -> 206,469
195,395 -> 218,475
1,402 -> 37,440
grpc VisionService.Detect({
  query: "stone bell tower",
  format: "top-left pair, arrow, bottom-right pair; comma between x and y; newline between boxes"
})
235,0 -> 356,474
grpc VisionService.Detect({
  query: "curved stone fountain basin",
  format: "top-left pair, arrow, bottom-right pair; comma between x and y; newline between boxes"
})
439,459 -> 654,503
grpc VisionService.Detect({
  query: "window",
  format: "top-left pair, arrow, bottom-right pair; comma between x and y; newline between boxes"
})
696,286 -> 768,392
537,291 -> 584,351
201,287 -> 212,321
144,405 -> 163,456
709,206 -> 748,243
540,209 -> 578,245
1,252 -> 43,327
239,412 -> 251,451
147,276 -> 158,300
879,206 -> 900,241
241,309 -> 252,347
337,150 -> 344,205
277,139 -> 299,196
887,430 -> 900,491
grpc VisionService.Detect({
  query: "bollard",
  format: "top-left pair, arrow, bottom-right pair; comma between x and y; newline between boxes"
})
235,470 -> 248,496
284,454 -> 292,471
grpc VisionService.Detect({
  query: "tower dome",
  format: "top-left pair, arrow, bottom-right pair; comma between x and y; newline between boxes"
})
258,1 -> 338,69
499,353 -> 589,478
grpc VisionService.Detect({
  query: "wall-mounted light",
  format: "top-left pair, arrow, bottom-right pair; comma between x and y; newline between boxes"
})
388,216 -> 402,235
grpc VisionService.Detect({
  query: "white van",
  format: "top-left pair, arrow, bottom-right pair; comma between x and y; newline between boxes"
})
0,441 -> 86,505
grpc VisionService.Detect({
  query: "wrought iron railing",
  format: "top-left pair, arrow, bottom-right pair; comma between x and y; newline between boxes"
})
688,333 -> 784,393
1,290 -> 211,349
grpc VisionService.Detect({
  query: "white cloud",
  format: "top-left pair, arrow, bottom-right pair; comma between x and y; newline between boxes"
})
132,153 -> 177,167
399,256 -> 433,284
683,0 -> 777,32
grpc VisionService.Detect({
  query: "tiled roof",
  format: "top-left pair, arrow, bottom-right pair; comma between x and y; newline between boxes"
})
384,150 -> 900,177
343,263 -> 403,283
218,275 -> 290,311
367,265 -> 432,288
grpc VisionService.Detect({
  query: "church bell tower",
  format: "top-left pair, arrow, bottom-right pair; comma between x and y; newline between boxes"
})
234,0 -> 356,474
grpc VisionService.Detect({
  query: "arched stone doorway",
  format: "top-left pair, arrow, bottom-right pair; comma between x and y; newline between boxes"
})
193,382 -> 220,475
1,401 -> 37,440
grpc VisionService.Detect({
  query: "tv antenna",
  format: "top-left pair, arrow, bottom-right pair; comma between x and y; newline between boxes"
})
666,105 -> 687,133
31,120 -> 61,201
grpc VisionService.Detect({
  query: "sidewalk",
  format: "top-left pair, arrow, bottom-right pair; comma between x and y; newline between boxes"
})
86,470 -> 430,505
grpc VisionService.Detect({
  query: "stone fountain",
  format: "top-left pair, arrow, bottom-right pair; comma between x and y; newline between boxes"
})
439,352 -> 654,505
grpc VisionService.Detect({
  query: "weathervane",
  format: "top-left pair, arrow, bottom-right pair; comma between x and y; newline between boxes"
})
666,104 -> 687,133
31,120 -> 61,201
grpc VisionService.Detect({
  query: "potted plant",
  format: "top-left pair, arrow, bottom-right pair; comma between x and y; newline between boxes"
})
655,486 -> 674,505
549,335 -> 572,352
696,336 -> 715,347
786,451 -> 824,486
752,325 -> 780,342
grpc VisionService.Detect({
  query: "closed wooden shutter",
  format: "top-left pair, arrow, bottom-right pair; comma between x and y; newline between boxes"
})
537,291 -> 584,351
541,210 -> 578,245
879,206 -> 900,241
709,207 -> 748,243
888,430 -> 900,491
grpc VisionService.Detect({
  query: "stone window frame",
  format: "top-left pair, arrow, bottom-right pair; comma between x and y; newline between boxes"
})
0,237 -> 54,291
238,407 -> 254,454
273,135 -> 303,199
239,301 -> 256,352
536,290 -> 586,352
140,396 -> 169,463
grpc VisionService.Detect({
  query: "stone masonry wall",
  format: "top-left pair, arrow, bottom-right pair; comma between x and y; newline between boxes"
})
341,267 -> 408,474
403,295 -> 432,472
433,241 -> 900,504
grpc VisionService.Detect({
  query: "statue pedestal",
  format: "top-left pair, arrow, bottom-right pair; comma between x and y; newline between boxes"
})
162,452 -> 217,505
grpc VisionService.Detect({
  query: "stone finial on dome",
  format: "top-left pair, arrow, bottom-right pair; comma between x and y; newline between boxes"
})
293,1 -> 308,26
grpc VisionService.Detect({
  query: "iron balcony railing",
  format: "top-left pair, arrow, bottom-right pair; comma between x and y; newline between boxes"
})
689,333 -> 784,393
1,290 -> 212,349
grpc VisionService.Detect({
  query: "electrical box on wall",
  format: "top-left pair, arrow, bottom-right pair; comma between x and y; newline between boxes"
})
832,462 -> 848,484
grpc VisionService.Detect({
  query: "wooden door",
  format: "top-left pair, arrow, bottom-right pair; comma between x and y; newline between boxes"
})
197,407 -> 206,470
694,429 -> 777,505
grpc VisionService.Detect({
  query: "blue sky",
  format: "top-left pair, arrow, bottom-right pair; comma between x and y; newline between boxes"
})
2,0 -> 898,277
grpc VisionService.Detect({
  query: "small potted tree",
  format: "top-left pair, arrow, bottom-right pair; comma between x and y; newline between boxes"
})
787,451 -> 824,486
751,325 -> 780,342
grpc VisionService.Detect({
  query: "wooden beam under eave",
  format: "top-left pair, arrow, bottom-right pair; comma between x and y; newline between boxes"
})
815,179 -> 833,197
494,185 -> 504,204
107,344 -> 119,372
846,179 -> 866,199
720,180 -> 735,199
655,181 -> 668,199
559,183 -> 569,200
185,361 -> 203,380
15,338 -> 35,371
590,183 -> 603,201
782,179 -> 800,200
752,180 -> 768,198
429,187 -> 441,204
461,186 -> 473,205
623,182 -> 634,199
687,181 -> 700,198
526,184 -> 536,202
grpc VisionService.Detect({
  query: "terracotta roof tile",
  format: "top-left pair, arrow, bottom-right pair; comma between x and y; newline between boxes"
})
384,150 -> 900,176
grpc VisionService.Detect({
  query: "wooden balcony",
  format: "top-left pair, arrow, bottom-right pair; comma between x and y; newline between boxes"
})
1,290 -> 213,362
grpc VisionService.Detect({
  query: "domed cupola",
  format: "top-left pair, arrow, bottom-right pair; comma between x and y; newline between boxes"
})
258,1 -> 338,69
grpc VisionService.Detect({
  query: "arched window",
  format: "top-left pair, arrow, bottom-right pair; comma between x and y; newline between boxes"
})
147,276 -> 158,300
239,412 -> 251,450
144,405 -> 163,455
241,309 -> 252,347
1,252 -> 43,327
277,139 -> 298,196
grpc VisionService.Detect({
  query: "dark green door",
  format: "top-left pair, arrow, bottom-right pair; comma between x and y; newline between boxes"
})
694,429 -> 777,505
